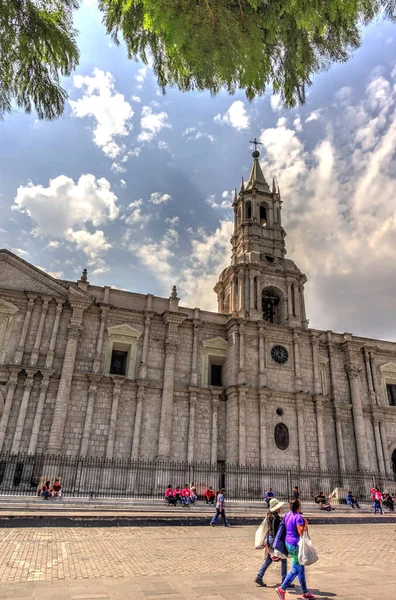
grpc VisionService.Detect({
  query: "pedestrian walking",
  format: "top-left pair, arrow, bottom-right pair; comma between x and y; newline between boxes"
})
373,488 -> 383,515
276,499 -> 316,600
254,498 -> 294,589
210,487 -> 228,527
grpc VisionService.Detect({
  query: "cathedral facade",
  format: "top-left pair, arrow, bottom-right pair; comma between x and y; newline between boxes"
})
1,151 -> 396,481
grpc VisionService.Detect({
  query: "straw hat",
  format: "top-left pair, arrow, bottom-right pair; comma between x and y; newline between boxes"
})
269,497 -> 285,512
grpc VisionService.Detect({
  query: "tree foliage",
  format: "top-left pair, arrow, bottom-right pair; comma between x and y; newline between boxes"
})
0,0 -> 79,119
99,0 -> 395,106
0,1 -> 395,120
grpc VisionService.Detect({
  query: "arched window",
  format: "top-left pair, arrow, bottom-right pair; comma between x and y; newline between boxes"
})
245,200 -> 252,220
259,205 -> 267,227
262,290 -> 280,323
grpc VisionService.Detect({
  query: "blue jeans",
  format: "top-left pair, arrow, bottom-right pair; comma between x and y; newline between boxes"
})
210,508 -> 227,525
257,554 -> 287,581
373,500 -> 383,514
281,542 -> 307,594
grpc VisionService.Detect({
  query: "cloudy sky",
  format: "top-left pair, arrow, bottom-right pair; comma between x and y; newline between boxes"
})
1,2 -> 396,342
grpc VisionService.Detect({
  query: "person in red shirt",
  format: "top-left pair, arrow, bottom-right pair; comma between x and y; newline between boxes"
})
181,484 -> 191,506
51,479 -> 62,499
173,486 -> 182,505
165,485 -> 176,505
40,481 -> 51,500
205,487 -> 215,505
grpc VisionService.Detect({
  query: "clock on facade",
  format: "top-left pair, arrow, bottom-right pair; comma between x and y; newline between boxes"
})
271,345 -> 289,365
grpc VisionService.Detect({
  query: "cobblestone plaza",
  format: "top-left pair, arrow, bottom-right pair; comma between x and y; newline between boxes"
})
0,524 -> 393,599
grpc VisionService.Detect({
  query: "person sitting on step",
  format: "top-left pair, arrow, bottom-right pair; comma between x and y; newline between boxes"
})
165,485 -> 176,505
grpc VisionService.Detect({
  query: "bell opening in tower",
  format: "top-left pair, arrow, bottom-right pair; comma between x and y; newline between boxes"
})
262,291 -> 280,323
259,205 -> 267,227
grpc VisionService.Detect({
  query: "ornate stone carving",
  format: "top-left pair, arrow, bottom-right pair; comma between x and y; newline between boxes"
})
274,423 -> 289,450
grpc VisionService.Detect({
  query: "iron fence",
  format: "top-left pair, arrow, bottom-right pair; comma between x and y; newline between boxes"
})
0,452 -> 393,502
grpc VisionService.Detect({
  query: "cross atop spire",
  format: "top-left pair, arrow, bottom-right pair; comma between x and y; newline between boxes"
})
249,137 -> 262,157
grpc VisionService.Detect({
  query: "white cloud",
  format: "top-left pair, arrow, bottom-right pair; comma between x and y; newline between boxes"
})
131,95 -> 141,103
293,116 -> 302,132
158,140 -> 169,151
214,101 -> 249,130
125,199 -> 150,228
69,69 -> 133,158
67,229 -> 111,259
120,179 -> 127,189
89,257 -> 110,277
270,94 -> 283,112
111,162 -> 126,173
46,240 -> 60,249
135,67 -> 147,88
165,216 -> 180,225
305,109 -> 323,123
11,247 -> 29,258
137,106 -> 171,142
13,174 -> 117,259
35,265 -> 64,279
187,131 -> 215,142
149,192 -> 171,205
183,127 -> 196,136
206,191 -> 233,210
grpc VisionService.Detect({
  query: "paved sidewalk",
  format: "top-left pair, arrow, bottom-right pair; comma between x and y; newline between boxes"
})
0,524 -> 393,599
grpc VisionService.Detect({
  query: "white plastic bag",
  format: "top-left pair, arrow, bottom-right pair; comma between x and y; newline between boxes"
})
298,531 -> 318,566
272,548 -> 288,560
255,518 -> 268,549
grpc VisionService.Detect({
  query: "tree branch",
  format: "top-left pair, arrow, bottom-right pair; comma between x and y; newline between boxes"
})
237,0 -> 246,20
204,0 -> 215,23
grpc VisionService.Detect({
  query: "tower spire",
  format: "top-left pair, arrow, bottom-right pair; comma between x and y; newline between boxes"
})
245,139 -> 270,193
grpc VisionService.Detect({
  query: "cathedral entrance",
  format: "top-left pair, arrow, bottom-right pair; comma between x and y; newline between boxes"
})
392,448 -> 396,480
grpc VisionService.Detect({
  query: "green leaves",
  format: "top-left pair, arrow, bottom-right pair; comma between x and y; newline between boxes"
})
98,0 -> 395,107
0,0 -> 79,120
1,0 -> 395,120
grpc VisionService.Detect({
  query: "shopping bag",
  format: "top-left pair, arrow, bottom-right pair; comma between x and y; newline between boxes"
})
298,531 -> 318,566
255,518 -> 268,549
273,521 -> 287,556
272,547 -> 288,560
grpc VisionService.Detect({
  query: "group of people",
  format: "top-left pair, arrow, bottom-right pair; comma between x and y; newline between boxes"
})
40,479 -> 62,500
370,486 -> 395,514
255,496 -> 316,599
164,483 -> 220,506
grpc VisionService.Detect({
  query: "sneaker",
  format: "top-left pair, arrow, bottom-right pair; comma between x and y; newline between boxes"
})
276,587 -> 286,600
302,593 -> 316,599
254,577 -> 266,587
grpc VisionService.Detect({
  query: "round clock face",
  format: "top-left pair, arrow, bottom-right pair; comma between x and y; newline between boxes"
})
271,345 -> 289,365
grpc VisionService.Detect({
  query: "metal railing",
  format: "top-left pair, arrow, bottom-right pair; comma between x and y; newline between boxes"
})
0,452 -> 392,501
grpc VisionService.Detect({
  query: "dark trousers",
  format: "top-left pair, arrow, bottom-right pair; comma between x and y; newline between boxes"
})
257,554 -> 287,581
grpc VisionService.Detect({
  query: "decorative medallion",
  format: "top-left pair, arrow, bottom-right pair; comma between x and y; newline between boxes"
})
274,423 -> 289,450
271,344 -> 289,364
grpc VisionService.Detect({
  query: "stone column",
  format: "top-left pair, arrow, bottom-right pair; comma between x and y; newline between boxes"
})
257,324 -> 266,387
293,281 -> 301,318
286,279 -> 293,319
334,404 -> 346,471
379,420 -> 390,476
372,415 -> 385,474
106,377 -> 125,459
310,332 -> 321,394
345,364 -> 369,471
29,296 -> 50,366
138,311 -> 154,379
80,374 -> 102,457
249,271 -> 255,311
238,388 -> 246,465
256,274 -> 262,313
0,368 -> 20,452
314,396 -> 327,471
92,306 -> 109,373
326,332 -> 336,400
28,370 -> 54,455
259,391 -> 268,467
238,269 -> 245,312
190,317 -> 201,386
296,394 -> 307,468
46,319 -> 83,455
13,294 -> 36,365
292,328 -> 302,391
238,321 -> 245,385
131,380 -> 147,459
11,369 -> 37,454
363,347 -> 376,405
187,388 -> 197,462
45,299 -> 64,368
157,339 -> 178,459
211,392 -> 220,464
299,284 -> 306,320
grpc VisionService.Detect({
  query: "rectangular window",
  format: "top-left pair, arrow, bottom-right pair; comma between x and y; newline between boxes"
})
110,350 -> 128,376
386,383 -> 396,406
210,364 -> 223,387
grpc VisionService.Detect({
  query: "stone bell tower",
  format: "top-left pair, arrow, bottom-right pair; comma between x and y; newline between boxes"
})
214,141 -> 308,328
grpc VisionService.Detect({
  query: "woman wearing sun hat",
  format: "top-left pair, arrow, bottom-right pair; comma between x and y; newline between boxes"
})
255,497 -> 293,588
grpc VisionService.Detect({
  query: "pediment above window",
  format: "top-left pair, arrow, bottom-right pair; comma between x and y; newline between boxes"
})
202,337 -> 228,352
107,323 -> 142,340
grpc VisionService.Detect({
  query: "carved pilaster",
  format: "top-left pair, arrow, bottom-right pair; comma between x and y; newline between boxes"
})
190,319 -> 202,386
292,328 -> 302,391
106,376 -> 126,459
314,395 -> 327,471
238,388 -> 246,465
13,294 -> 37,365
257,323 -> 266,387
187,388 -> 197,462
93,306 -> 110,373
0,367 -> 21,452
211,391 -> 220,464
344,360 -> 369,471
131,380 -> 148,459
45,299 -> 65,368
28,370 -> 54,455
11,368 -> 38,454
295,394 -> 307,468
80,374 -> 102,457
29,296 -> 50,366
